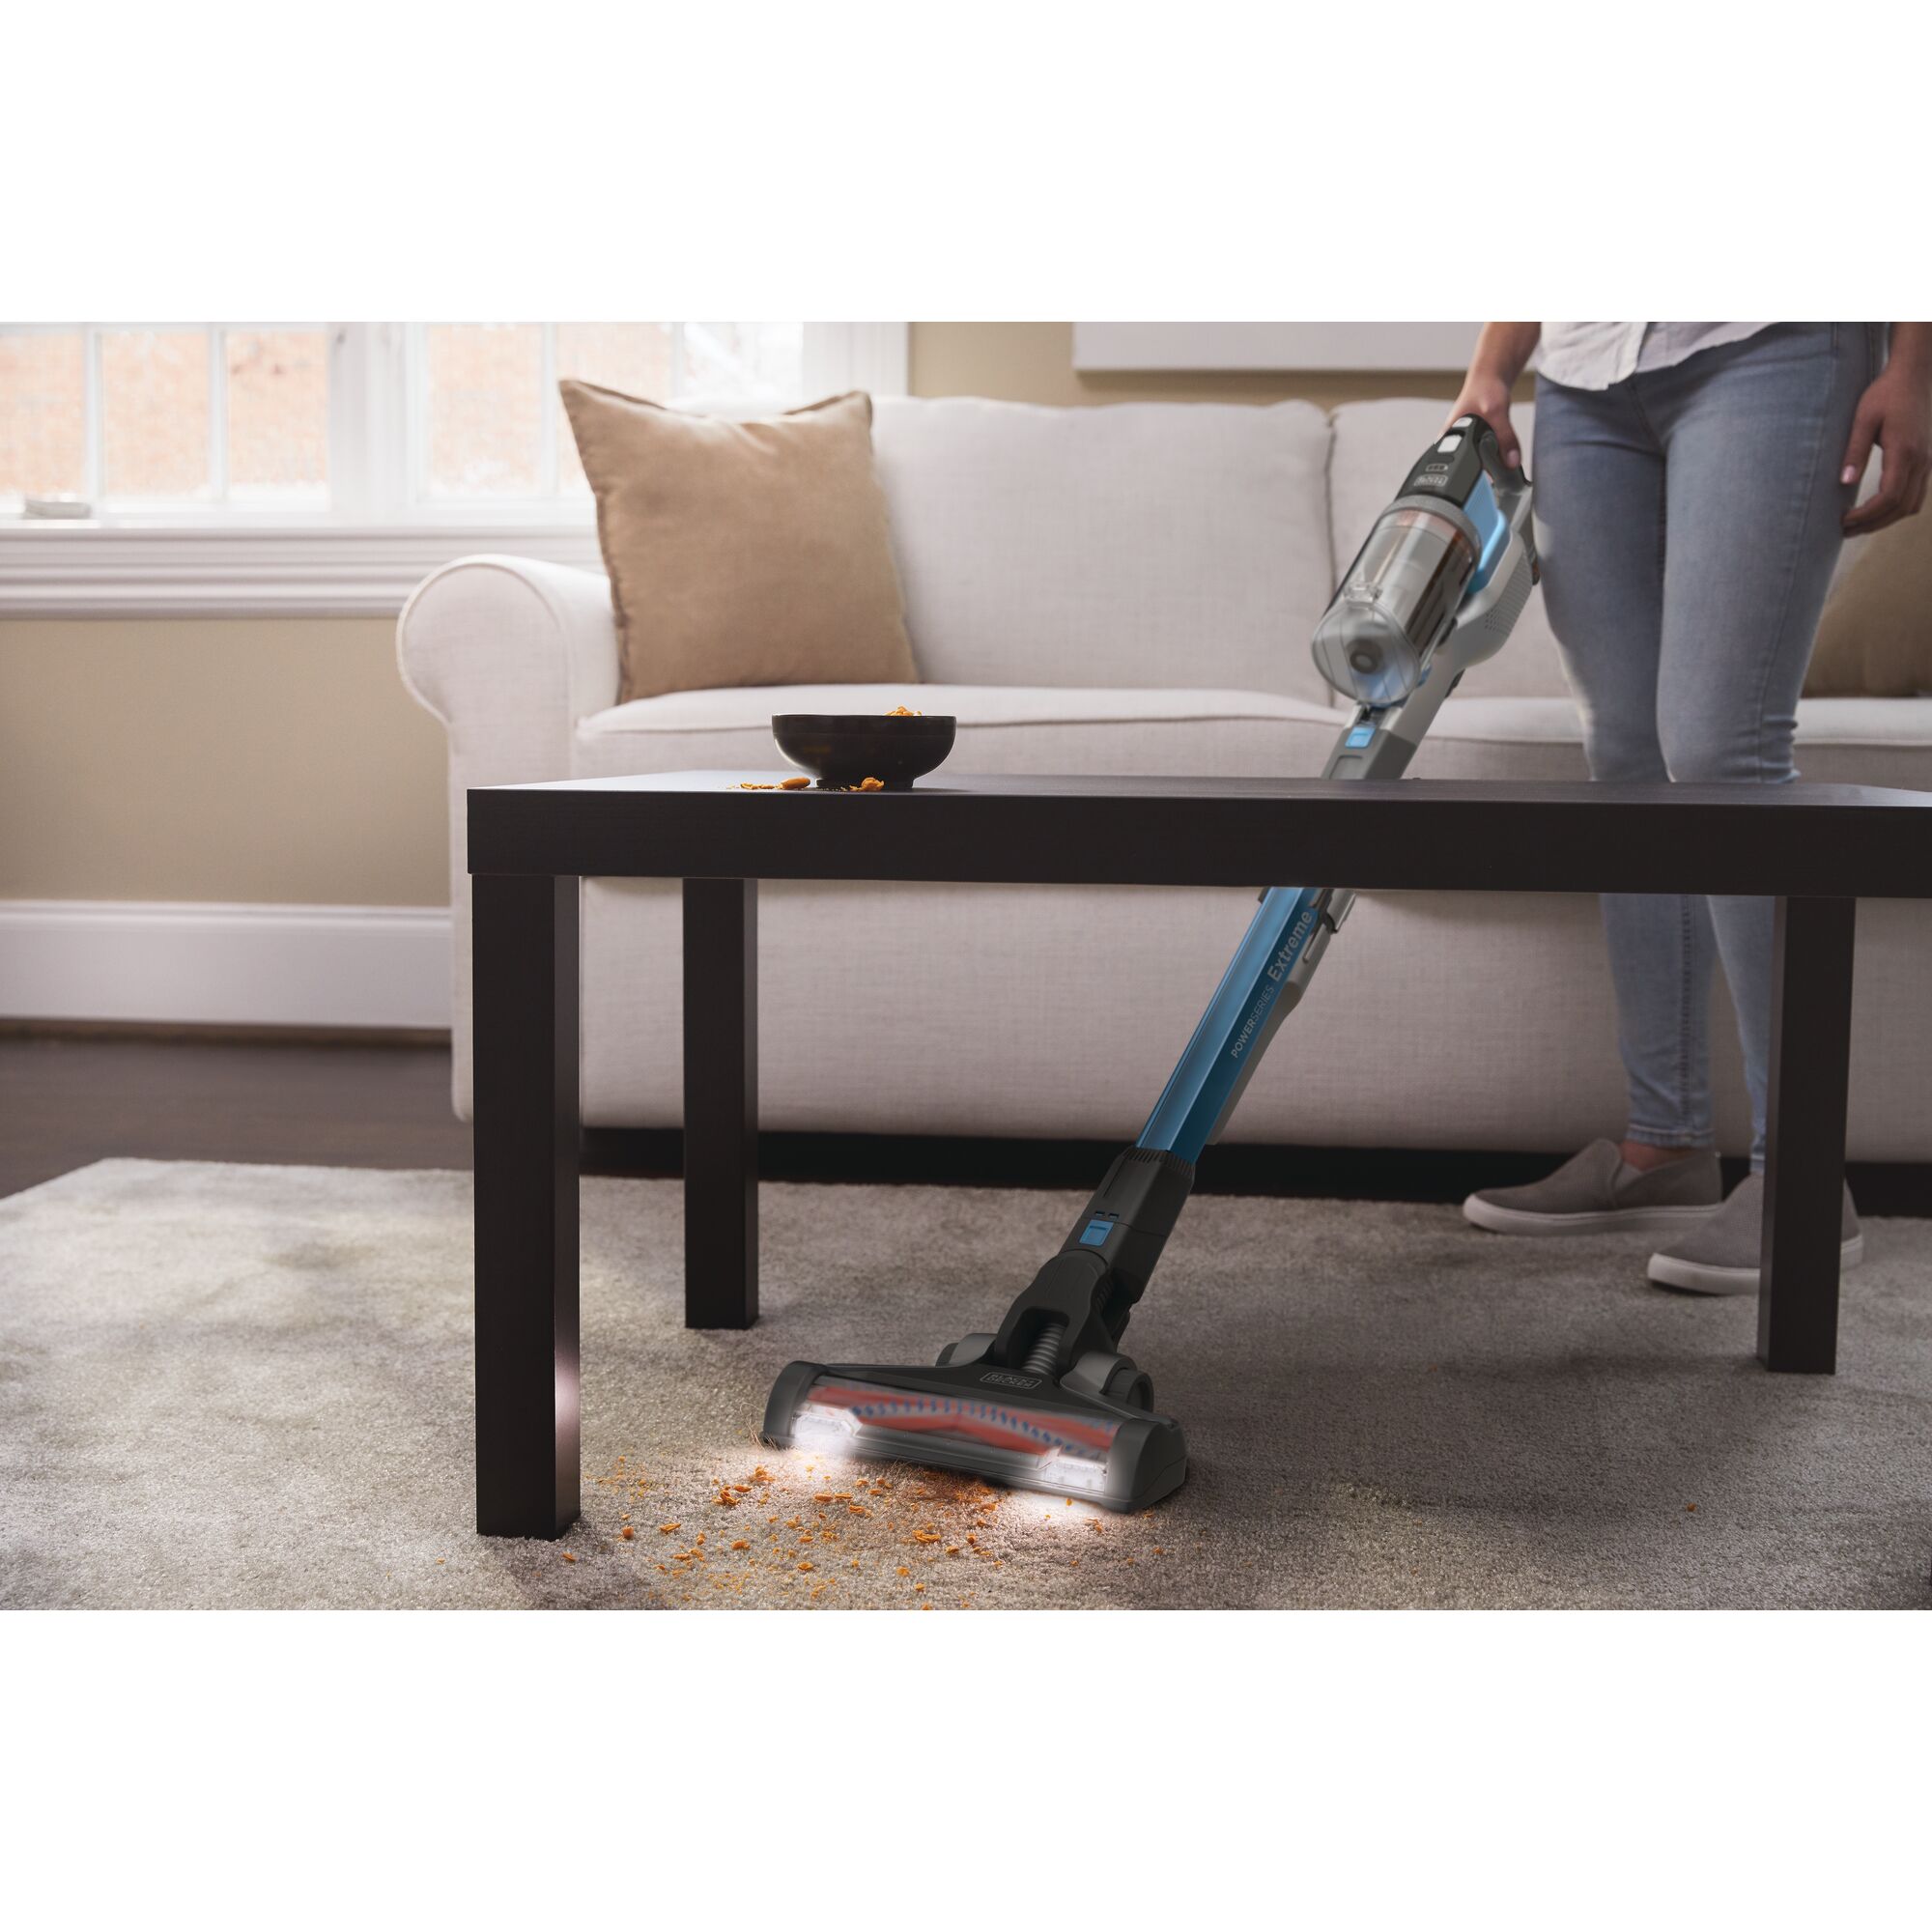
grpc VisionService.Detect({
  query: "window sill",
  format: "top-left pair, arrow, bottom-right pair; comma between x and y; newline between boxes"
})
0,519 -> 608,618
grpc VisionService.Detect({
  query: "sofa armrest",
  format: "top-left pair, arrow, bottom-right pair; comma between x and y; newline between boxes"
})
398,554 -> 618,1121
397,554 -> 619,782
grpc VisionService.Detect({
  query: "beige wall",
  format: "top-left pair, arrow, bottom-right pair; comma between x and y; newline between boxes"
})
0,617 -> 448,904
2,325 -> 1468,909
911,322 -> 1467,411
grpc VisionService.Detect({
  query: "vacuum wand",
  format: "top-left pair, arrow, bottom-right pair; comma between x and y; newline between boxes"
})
1143,412 -> 1539,1163
763,415 -> 1540,1510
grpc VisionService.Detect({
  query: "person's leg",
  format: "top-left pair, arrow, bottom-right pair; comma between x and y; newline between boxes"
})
1636,325 -> 1876,1293
1645,324 -> 1877,1168
1463,375 -> 1730,1236
1535,374 -> 1718,1159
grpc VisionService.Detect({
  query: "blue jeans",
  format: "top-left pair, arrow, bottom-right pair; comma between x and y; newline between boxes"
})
1534,324 -> 1880,1168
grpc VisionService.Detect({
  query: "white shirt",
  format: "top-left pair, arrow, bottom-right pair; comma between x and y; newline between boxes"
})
1537,323 -> 1774,391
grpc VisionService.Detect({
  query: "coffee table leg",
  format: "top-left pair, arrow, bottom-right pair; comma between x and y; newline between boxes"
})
684,878 -> 758,1329
473,873 -> 581,1537
1758,895 -> 1856,1374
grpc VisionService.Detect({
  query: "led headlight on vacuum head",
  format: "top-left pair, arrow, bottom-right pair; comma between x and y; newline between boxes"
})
763,1359 -> 1187,1510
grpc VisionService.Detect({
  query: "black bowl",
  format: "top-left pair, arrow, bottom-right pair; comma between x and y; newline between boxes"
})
771,713 -> 956,789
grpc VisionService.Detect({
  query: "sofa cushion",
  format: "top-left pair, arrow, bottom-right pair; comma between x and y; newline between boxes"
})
1406,694 -> 1932,790
558,383 -> 916,703
576,682 -> 1346,781
867,397 -> 1337,705
1780,696 -> 1932,787
1331,397 -> 1571,701
576,683 -> 1932,791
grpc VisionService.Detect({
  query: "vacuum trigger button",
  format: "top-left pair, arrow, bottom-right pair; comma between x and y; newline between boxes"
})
936,1332 -> 995,1368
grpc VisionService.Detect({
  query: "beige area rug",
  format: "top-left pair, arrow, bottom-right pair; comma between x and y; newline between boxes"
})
1,1158 -> 1928,1610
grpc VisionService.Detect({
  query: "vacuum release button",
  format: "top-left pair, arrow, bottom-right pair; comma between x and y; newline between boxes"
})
1078,1216 -> 1116,1247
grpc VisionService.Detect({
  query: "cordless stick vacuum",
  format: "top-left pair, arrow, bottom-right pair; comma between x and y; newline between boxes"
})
763,416 -> 1541,1508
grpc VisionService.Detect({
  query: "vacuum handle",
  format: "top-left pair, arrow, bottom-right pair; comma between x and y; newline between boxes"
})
1451,411 -> 1530,495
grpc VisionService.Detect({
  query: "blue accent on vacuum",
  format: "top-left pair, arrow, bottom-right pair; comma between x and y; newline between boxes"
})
761,412 -> 1540,1512
1136,884 -> 1327,1164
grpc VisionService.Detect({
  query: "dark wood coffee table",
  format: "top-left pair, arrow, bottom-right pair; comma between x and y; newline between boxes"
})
467,770 -> 1932,1537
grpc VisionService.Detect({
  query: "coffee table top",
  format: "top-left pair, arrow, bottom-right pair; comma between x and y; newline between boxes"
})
469,770 -> 1932,898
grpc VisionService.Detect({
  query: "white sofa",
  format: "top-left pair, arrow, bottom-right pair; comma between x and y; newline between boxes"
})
399,396 -> 1932,1160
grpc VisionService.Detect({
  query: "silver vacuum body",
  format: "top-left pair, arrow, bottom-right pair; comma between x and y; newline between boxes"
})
1311,416 -> 1538,711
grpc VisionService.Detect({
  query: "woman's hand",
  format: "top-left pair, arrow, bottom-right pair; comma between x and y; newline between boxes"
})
1447,324 -> 1541,472
1842,324 -> 1931,534
1446,372 -> 1523,471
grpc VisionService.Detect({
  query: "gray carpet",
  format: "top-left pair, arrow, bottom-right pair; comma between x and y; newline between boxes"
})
1,1157 -> 1928,1609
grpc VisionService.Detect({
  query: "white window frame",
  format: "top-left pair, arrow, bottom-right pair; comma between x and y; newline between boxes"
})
0,322 -> 908,615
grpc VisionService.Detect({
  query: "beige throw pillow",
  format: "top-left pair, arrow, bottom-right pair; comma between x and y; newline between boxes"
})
560,383 -> 918,704
1804,517 -> 1932,697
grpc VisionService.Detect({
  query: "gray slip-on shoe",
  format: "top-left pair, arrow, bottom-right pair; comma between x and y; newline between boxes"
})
1646,1172 -> 1863,1294
1463,1139 -> 1724,1236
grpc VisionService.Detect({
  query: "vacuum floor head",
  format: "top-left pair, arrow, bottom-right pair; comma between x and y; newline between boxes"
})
763,1358 -> 1187,1512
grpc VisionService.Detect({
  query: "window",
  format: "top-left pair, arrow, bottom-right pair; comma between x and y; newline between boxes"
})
1,325 -> 331,512
417,322 -> 807,501
0,322 -> 907,612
